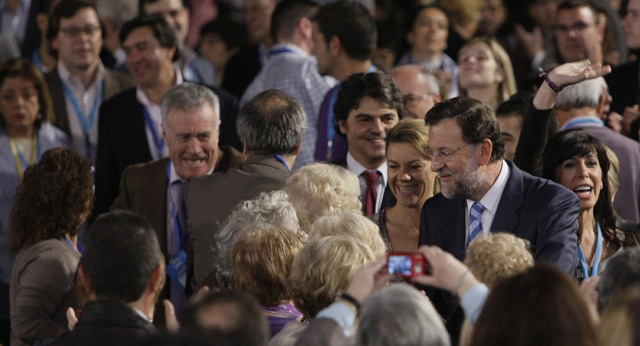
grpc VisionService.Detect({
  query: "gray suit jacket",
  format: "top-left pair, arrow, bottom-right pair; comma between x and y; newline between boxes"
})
45,66 -> 135,138
186,154 -> 290,288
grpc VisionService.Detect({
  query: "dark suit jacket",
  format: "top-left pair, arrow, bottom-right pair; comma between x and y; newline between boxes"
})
330,154 -> 397,211
51,300 -> 156,346
419,160 -> 580,318
222,45 -> 262,99
606,60 -> 640,114
44,66 -> 135,138
94,84 -> 240,217
110,147 -> 243,323
186,154 -> 290,289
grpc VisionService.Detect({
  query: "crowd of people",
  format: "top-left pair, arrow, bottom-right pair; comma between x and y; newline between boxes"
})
0,0 -> 639,345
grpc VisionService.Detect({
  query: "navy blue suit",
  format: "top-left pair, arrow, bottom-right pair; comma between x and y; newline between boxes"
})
419,160 -> 580,318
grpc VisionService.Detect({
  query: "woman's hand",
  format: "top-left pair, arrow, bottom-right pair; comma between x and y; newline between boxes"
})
547,60 -> 611,88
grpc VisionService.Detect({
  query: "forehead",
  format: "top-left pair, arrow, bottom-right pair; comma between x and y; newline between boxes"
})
144,0 -> 184,12
348,96 -> 398,118
416,7 -> 448,24
392,70 -> 429,94
461,42 -> 492,57
59,7 -> 99,27
123,26 -> 160,46
0,77 -> 35,91
428,118 -> 464,147
557,6 -> 596,23
167,103 -> 217,128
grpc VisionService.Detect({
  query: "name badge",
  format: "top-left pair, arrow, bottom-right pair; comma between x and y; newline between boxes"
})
167,249 -> 187,290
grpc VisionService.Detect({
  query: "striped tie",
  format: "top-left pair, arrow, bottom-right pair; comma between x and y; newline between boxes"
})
467,202 -> 486,247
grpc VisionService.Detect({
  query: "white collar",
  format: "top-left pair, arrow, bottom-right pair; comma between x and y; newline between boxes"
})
466,160 -> 509,217
346,151 -> 388,185
136,66 -> 183,107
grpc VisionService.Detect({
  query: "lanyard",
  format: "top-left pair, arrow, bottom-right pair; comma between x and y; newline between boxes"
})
560,117 -> 604,131
63,235 -> 82,254
578,222 -> 603,279
31,50 -> 46,73
167,162 -> 188,251
143,106 -> 165,156
8,134 -> 39,183
60,79 -> 103,158
273,153 -> 290,172
269,47 -> 294,58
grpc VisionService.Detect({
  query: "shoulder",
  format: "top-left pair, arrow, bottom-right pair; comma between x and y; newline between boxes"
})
38,123 -> 72,148
15,239 -> 79,273
511,164 -> 578,207
100,87 -> 139,114
122,158 -> 168,181
104,68 -> 135,86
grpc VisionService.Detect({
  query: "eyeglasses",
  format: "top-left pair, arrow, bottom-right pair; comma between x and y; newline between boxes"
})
426,144 -> 472,161
555,22 -> 595,34
60,26 -> 101,38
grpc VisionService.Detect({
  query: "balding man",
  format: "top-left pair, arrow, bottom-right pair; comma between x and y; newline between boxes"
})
390,65 -> 441,120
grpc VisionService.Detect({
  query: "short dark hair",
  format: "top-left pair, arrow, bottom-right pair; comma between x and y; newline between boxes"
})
47,0 -> 100,45
542,130 -> 617,241
237,89 -> 307,155
557,0 -> 600,23
120,15 -> 181,62
199,16 -> 248,50
334,72 -> 405,138
495,92 -> 533,119
181,290 -> 270,346
598,248 -> 640,311
312,1 -> 376,60
270,0 -> 318,43
425,96 -> 505,161
9,148 -> 93,252
82,210 -> 164,303
139,0 -> 189,14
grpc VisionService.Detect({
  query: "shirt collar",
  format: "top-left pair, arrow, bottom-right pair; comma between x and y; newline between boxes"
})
57,59 -> 105,89
168,159 -> 215,184
467,160 -> 509,217
559,116 -> 605,131
136,66 -> 184,107
269,43 -> 309,58
346,151 -> 388,185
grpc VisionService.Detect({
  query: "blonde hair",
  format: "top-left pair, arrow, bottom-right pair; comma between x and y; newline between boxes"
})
598,287 -> 640,346
309,211 -> 386,259
284,163 -> 362,232
605,146 -> 619,199
458,37 -> 517,106
464,233 -> 533,289
287,236 -> 375,318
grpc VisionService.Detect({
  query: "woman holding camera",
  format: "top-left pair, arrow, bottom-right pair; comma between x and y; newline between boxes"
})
371,119 -> 438,252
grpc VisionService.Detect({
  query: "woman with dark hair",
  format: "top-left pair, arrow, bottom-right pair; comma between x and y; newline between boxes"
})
396,5 -> 459,98
9,148 -> 93,346
471,264 -> 597,346
0,58 -> 70,341
543,130 -> 635,279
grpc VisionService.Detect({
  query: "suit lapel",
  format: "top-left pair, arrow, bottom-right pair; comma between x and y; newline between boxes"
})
491,161 -> 524,234
47,68 -> 71,137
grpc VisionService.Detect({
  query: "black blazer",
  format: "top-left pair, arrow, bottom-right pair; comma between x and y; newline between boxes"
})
330,154 -> 397,211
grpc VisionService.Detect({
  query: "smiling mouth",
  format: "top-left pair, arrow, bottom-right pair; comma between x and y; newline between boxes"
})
398,186 -> 416,193
573,186 -> 593,198
183,158 -> 206,165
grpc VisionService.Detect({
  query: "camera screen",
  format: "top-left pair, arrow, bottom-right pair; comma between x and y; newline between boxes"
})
388,255 -> 413,275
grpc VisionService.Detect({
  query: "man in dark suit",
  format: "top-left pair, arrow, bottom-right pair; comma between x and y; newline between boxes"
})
331,72 -> 405,216
186,89 -> 306,290
94,15 -> 239,217
419,96 -> 580,318
52,211 -> 163,346
44,0 -> 135,160
111,83 -> 243,324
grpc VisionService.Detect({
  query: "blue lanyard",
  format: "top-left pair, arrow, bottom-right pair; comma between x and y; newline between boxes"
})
269,47 -> 294,58
63,235 -> 82,254
14,134 -> 40,167
32,50 -> 46,73
167,162 -> 188,250
60,79 -> 103,158
561,117 -> 604,131
143,106 -> 165,156
578,222 -> 603,279
273,153 -> 290,172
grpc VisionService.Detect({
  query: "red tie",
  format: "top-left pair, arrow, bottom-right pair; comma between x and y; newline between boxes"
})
362,171 -> 380,216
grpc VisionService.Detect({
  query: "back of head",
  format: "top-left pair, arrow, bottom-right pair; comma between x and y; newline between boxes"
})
284,163 -> 361,231
287,235 -> 375,318
358,284 -> 450,346
464,233 -> 534,289
334,72 -> 405,136
598,287 -> 640,346
200,16 -> 248,51
270,0 -> 318,43
471,264 -> 596,346
312,1 -> 376,60
97,0 -> 139,29
495,92 -> 532,119
9,148 -> 93,252
554,77 -> 604,111
237,89 -> 307,155
230,226 -> 303,306
120,15 -> 180,62
213,190 -> 300,289
309,211 -> 386,258
598,247 -> 640,311
425,96 -> 505,162
83,210 -> 164,302
181,290 -> 269,346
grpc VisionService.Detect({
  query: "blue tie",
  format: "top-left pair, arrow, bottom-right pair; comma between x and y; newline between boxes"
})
467,202 -> 486,247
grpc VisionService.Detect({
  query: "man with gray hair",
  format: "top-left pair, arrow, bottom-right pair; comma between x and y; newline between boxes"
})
389,64 -> 442,120
187,89 -> 306,290
95,0 -> 139,71
112,82 -> 243,324
555,77 -> 640,222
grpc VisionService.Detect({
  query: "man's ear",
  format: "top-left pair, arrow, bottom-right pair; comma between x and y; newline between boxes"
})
148,262 -> 165,294
478,138 -> 493,166
329,35 -> 342,56
338,119 -> 348,135
298,17 -> 312,41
